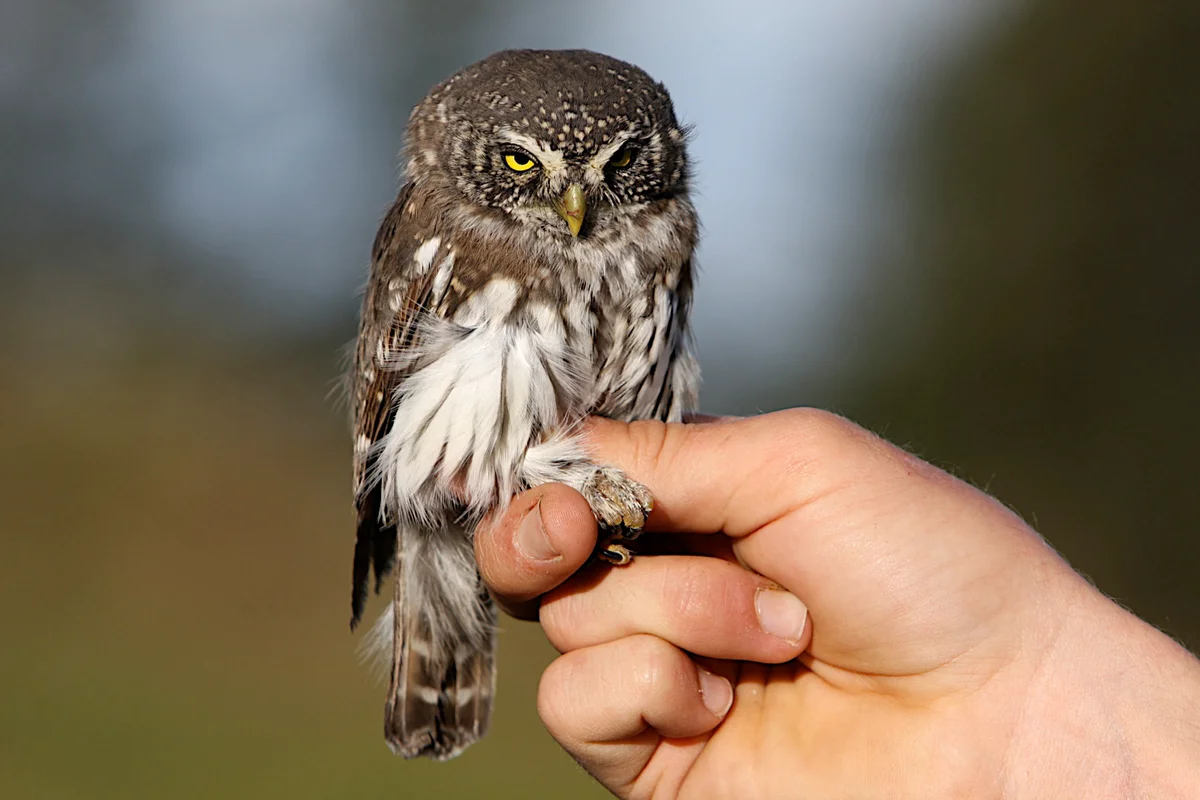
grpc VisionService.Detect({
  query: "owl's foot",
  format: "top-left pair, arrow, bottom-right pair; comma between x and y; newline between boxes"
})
582,467 -> 653,530
581,467 -> 653,565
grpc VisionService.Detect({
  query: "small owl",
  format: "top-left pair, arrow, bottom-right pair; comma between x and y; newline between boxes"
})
350,49 -> 700,760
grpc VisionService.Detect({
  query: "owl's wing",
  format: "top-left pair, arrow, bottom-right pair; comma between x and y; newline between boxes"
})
350,183 -> 446,628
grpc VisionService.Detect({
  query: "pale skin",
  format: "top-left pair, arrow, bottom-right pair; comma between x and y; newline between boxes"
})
475,410 -> 1200,798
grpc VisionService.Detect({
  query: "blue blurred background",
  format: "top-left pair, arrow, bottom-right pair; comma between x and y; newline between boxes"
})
2,1 -> 1197,797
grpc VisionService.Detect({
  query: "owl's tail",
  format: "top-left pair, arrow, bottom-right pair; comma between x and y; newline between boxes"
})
374,526 -> 497,760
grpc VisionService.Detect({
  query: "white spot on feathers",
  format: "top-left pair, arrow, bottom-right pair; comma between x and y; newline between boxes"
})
431,252 -> 455,303
414,237 -> 441,274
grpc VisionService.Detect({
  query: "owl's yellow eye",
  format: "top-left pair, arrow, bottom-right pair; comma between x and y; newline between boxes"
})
504,153 -> 537,172
609,147 -> 633,169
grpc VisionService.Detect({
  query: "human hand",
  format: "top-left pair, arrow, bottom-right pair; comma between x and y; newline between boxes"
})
475,410 -> 1200,798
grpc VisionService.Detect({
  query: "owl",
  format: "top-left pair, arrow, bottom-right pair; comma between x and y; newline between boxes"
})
350,49 -> 700,760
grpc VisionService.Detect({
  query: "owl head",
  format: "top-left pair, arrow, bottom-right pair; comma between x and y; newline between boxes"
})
405,49 -> 691,239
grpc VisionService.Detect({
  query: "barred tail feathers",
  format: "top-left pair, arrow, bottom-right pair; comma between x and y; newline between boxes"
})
374,527 -> 497,760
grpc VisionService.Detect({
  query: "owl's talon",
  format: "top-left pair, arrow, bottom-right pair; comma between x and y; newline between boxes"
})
581,467 -> 652,566
599,542 -> 633,565
618,525 -> 644,541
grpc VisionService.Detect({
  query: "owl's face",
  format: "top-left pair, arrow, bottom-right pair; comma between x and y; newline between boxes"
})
406,50 -> 690,240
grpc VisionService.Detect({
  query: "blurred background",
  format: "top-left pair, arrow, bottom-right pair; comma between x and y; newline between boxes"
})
2,0 -> 1197,796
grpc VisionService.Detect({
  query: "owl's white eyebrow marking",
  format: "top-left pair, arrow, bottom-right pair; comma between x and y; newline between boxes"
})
496,130 -> 564,174
584,130 -> 637,181
414,237 -> 441,273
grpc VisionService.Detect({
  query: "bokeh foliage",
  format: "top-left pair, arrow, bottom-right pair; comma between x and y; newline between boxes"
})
841,0 -> 1200,648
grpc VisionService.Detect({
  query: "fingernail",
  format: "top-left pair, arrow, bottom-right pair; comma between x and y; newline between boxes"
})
515,501 -> 560,562
697,667 -> 733,718
755,588 -> 808,643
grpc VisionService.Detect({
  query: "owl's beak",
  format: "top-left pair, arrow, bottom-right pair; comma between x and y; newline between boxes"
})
557,183 -> 586,237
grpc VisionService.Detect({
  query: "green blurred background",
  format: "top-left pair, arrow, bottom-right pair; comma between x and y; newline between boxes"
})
2,1 -> 1197,797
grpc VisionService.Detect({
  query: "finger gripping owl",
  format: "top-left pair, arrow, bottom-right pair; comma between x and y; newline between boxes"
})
349,49 -> 700,760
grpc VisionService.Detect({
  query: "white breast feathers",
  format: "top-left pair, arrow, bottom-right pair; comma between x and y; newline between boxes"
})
374,278 -> 591,526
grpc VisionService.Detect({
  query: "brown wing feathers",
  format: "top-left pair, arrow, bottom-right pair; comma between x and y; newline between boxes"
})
350,185 -> 431,629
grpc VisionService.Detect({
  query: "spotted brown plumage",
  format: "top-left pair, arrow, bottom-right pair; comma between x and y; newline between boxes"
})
350,49 -> 700,760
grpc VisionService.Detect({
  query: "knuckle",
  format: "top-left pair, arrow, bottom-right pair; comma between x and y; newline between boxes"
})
626,634 -> 688,693
775,407 -> 860,452
797,408 -> 919,486
537,591 -> 582,651
766,407 -> 886,485
810,407 -> 892,457
536,656 -> 579,731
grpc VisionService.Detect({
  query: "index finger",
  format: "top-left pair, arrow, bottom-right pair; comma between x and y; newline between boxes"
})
583,408 -> 888,538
